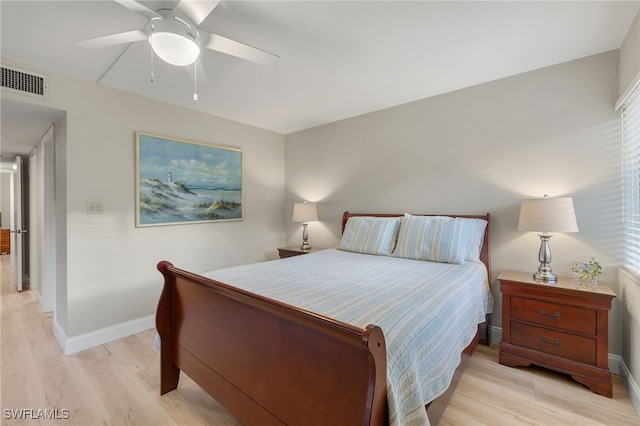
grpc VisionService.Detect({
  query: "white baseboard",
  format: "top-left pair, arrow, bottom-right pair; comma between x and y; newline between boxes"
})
489,325 -> 502,344
615,354 -> 640,417
491,326 -> 639,417
609,353 -> 624,376
54,315 -> 155,355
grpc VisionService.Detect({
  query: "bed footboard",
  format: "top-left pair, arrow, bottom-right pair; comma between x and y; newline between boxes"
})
156,261 -> 388,426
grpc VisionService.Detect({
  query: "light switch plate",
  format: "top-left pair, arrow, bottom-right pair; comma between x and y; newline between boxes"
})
87,201 -> 104,214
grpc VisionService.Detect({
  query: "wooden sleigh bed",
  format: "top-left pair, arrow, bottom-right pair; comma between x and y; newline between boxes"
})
155,212 -> 491,425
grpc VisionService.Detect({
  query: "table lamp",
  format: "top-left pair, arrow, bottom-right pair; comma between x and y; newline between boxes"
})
518,195 -> 578,283
292,201 -> 318,251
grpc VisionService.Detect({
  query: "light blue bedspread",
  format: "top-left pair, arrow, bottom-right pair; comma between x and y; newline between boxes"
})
203,248 -> 492,426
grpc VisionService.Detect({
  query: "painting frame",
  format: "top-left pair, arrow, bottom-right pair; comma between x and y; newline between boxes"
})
135,132 -> 243,227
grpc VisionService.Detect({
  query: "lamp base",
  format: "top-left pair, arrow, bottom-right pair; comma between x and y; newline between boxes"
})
533,233 -> 557,284
300,223 -> 311,251
533,270 -> 557,283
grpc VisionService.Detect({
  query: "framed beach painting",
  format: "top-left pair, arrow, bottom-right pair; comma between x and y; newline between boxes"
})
135,132 -> 243,227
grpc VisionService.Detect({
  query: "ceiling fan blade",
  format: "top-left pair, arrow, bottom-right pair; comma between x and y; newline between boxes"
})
113,0 -> 161,20
77,29 -> 147,49
202,32 -> 279,66
97,42 -> 137,84
175,0 -> 221,26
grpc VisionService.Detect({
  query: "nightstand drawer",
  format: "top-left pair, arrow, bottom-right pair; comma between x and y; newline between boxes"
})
511,296 -> 595,335
511,322 -> 596,365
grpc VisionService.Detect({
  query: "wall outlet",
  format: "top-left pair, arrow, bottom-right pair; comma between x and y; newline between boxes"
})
87,201 -> 104,214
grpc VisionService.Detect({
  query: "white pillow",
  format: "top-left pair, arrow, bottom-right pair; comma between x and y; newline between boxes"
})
337,217 -> 400,256
463,218 -> 487,262
392,216 -> 468,264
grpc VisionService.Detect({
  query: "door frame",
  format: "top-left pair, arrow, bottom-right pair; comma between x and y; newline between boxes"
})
32,125 -> 56,312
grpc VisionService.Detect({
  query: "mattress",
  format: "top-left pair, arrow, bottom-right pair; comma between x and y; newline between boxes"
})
203,248 -> 492,426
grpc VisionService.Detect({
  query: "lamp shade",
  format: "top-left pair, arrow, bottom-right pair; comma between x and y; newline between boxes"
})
518,197 -> 578,233
292,202 -> 318,223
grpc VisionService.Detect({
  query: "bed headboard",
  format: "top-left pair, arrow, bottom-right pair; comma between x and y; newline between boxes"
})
341,211 -> 491,273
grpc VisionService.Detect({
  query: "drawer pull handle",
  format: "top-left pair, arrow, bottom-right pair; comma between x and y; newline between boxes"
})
540,336 -> 560,346
539,309 -> 560,320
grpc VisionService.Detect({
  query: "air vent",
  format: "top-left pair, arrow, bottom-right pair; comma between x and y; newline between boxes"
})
1,65 -> 48,99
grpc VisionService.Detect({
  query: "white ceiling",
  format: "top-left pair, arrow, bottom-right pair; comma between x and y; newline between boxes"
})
1,1 -> 639,158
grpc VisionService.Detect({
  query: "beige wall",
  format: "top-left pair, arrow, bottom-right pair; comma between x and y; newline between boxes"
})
2,57 -> 286,341
285,51 -> 623,353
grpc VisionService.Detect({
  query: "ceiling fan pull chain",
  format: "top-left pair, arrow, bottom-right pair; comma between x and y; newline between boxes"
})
150,49 -> 155,82
150,24 -> 155,82
193,62 -> 199,101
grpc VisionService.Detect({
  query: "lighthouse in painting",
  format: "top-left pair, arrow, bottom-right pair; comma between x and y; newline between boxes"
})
167,171 -> 173,184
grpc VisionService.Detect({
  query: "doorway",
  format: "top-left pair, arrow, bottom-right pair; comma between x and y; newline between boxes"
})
1,97 -> 62,313
0,156 -> 30,292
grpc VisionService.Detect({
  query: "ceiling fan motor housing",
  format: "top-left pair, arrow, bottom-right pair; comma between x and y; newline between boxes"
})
149,15 -> 201,66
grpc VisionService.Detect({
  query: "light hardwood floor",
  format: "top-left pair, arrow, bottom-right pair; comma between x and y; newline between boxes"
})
1,254 -> 639,425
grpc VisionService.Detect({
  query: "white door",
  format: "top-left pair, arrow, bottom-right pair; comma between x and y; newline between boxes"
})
12,156 -> 24,291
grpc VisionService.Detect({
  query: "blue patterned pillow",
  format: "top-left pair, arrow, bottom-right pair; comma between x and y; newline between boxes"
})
337,217 -> 401,256
392,216 -> 468,264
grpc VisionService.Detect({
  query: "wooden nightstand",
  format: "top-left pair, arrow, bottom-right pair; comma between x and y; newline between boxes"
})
277,246 -> 324,259
498,270 -> 615,397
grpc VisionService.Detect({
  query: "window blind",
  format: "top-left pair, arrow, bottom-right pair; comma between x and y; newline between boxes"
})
621,85 -> 640,274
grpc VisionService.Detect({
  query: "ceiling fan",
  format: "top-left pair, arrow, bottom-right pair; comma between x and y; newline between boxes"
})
77,0 -> 279,69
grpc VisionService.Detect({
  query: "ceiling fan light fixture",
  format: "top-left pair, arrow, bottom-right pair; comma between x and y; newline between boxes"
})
149,18 -> 200,66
